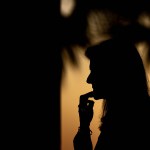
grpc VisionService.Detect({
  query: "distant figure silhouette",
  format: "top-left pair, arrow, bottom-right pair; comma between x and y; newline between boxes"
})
73,38 -> 150,150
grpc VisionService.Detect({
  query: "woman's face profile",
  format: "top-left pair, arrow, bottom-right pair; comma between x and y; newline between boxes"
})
86,60 -> 109,100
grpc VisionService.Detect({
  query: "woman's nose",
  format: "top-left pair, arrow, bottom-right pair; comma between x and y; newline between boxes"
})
86,73 -> 92,84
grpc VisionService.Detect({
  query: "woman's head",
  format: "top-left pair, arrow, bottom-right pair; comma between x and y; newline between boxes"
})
85,38 -> 149,100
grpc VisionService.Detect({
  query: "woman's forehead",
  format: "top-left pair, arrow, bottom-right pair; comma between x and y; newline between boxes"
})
89,59 -> 105,70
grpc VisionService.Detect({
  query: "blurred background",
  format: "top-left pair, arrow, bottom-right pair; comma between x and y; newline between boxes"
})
60,0 -> 150,150
4,1 -> 149,150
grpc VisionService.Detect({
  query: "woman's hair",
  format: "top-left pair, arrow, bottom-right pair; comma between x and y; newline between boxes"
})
85,38 -> 149,130
85,38 -> 149,98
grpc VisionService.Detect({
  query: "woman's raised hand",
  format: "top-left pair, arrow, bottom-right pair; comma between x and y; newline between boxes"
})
78,92 -> 95,129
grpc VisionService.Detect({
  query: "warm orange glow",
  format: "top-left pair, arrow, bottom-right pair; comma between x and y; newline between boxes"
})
60,0 -> 76,17
60,5 -> 150,149
138,12 -> 150,29
61,44 -> 150,150
61,48 -> 104,150
136,42 -> 150,95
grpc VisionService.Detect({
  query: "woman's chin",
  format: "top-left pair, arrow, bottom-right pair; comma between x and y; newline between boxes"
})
93,93 -> 104,100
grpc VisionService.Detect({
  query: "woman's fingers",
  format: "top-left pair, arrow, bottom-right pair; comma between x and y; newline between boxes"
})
80,91 -> 94,100
87,100 -> 94,108
79,91 -> 94,107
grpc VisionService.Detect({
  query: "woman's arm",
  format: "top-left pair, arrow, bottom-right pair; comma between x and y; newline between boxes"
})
73,92 -> 94,150
73,127 -> 93,150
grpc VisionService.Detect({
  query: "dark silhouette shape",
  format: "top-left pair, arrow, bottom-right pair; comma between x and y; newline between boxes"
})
5,1 -> 150,150
73,37 -> 150,150
59,1 -> 150,148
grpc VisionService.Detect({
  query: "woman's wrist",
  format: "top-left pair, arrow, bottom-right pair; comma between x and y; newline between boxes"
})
79,125 -> 90,130
78,126 -> 92,135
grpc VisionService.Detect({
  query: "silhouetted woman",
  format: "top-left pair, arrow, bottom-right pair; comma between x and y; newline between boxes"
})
73,38 -> 150,150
